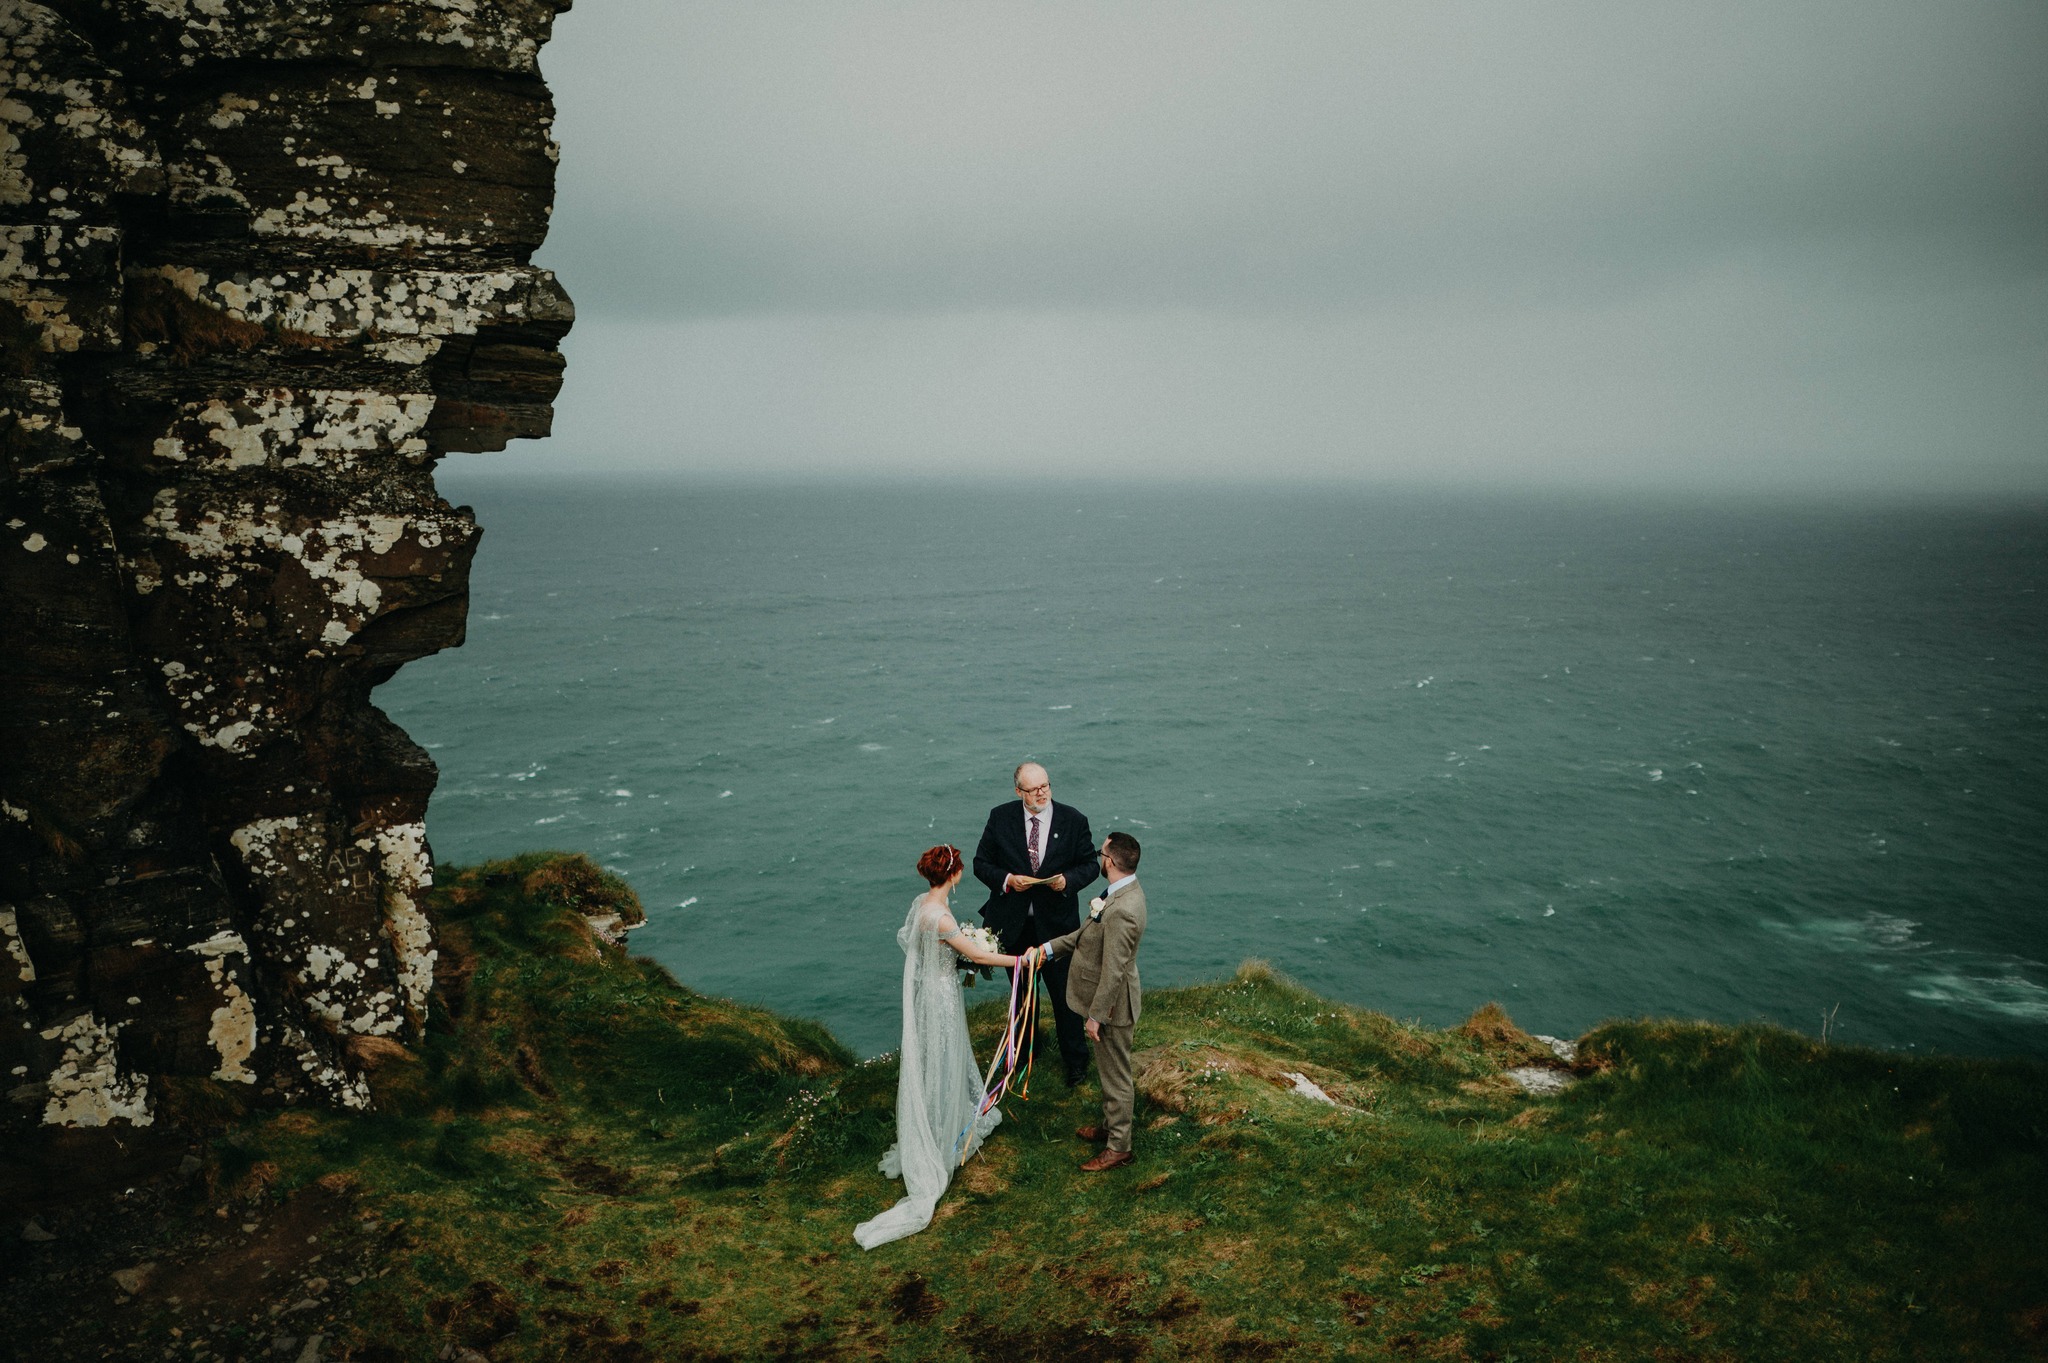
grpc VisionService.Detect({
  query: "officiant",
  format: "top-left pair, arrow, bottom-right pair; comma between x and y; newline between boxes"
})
972,761 -> 1099,1086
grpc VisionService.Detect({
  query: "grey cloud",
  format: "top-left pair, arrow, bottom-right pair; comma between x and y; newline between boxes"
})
506,1 -> 2048,490
541,1 -> 2047,316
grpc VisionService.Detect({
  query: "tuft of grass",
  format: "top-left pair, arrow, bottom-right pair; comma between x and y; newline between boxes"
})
65,861 -> 2048,1361
518,852 -> 646,927
1455,1000 -> 1566,1071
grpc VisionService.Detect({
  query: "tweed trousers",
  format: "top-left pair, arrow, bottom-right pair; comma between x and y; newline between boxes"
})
1093,1020 -> 1137,1153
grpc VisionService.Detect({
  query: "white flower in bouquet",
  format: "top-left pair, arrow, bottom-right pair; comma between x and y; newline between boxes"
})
956,925 -> 1001,984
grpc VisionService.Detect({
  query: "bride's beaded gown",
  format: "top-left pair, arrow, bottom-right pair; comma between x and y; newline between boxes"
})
852,893 -> 1002,1249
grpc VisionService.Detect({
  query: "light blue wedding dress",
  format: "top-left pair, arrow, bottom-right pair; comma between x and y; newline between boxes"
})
852,893 -> 1002,1249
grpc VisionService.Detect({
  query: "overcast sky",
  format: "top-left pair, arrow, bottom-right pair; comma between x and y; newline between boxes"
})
483,1 -> 2047,493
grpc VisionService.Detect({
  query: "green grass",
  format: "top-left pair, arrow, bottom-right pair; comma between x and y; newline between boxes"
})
167,856 -> 2048,1360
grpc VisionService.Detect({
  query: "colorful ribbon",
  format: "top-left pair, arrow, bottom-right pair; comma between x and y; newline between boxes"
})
954,950 -> 1042,1165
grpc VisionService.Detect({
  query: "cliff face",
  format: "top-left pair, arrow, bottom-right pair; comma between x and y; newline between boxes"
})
0,0 -> 571,1143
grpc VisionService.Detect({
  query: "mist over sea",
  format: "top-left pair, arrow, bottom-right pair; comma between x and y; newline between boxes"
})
379,477 -> 2048,1059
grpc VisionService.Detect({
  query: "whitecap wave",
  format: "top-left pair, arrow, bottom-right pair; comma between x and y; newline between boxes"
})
1763,912 -> 1924,952
1906,970 -> 2048,1022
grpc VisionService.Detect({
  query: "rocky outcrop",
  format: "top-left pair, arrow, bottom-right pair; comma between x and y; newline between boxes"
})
0,0 -> 572,1146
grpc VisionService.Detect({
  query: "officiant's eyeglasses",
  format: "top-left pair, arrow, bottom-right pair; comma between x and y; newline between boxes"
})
1016,782 -> 1050,797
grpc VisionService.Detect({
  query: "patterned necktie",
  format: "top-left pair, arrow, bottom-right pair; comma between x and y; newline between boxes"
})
1028,814 -> 1042,872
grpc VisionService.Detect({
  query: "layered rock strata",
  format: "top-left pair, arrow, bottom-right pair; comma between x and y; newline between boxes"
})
0,0 -> 571,1142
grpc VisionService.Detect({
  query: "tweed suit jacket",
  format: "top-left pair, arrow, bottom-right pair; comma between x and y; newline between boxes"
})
1045,877 -> 1147,1027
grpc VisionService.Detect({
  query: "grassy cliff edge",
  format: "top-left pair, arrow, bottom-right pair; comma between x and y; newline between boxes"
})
8,853 -> 2045,1361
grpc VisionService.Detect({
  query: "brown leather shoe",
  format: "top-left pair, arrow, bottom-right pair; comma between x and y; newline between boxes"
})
1074,1125 -> 1109,1143
1080,1148 -> 1134,1173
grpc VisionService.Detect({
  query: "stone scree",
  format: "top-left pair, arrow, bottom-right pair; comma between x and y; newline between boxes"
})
0,0 -> 572,1138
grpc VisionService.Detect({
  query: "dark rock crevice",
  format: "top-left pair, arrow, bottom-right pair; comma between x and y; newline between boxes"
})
0,0 -> 573,1163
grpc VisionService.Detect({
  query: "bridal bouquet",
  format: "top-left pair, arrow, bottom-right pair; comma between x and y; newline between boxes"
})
956,925 -> 1002,985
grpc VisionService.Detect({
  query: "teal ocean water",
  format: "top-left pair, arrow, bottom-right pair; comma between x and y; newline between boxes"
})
380,478 -> 2048,1060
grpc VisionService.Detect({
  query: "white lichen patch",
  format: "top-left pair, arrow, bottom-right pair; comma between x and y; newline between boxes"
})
1,908 -> 36,984
186,931 -> 256,1083
207,93 -> 260,129
247,190 -> 418,246
195,717 -> 260,752
140,489 -> 467,659
165,150 -> 249,211
293,153 -> 355,180
152,649 -> 285,753
110,0 -> 544,74
0,224 -> 121,284
231,815 -> 417,1039
228,814 -> 302,874
278,1019 -> 372,1112
8,378 -> 96,446
0,5 -> 162,210
304,941 -> 359,985
375,822 -> 437,1020
0,226 -> 125,351
40,1012 -> 153,1127
147,262 -> 569,344
147,388 -> 435,469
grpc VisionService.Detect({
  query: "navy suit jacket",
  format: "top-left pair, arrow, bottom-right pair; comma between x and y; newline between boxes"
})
972,800 -> 1099,943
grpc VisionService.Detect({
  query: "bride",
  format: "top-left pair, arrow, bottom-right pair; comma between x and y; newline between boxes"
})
853,844 -> 1019,1249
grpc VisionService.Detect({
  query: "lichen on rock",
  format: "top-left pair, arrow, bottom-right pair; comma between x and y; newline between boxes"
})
40,1010 -> 153,1127
0,0 -> 572,1141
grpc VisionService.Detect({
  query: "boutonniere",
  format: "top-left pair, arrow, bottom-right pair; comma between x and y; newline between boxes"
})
1088,897 -> 1106,922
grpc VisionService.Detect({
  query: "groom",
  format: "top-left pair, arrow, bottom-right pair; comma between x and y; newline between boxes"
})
973,761 -> 1099,1086
1035,831 -> 1147,1172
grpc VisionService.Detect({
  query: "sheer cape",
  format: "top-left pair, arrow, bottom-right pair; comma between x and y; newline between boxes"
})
852,893 -> 1001,1249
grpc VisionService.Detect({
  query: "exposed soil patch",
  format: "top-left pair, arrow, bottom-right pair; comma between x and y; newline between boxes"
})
543,1136 -> 637,1196
954,1311 -> 1151,1363
426,1278 -> 523,1349
886,1272 -> 943,1323
0,1162 -> 391,1361
532,1304 -> 655,1362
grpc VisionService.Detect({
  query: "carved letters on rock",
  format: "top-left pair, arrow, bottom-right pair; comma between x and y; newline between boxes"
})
0,0 -> 572,1133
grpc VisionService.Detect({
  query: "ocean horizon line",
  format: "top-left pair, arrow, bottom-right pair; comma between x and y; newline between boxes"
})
433,462 -> 2048,514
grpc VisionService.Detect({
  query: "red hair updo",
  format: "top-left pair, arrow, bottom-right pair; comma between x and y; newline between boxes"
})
917,844 -> 964,887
